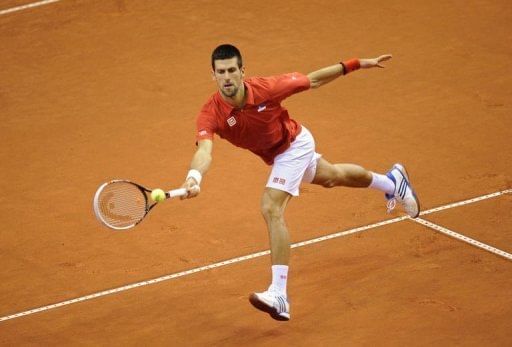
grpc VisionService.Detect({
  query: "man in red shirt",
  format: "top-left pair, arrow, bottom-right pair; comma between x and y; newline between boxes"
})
181,44 -> 420,321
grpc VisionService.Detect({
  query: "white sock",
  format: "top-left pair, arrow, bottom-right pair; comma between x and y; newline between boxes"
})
369,172 -> 395,195
271,265 -> 288,296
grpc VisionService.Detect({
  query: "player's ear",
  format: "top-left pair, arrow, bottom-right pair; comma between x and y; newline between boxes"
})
240,66 -> 245,77
211,70 -> 215,81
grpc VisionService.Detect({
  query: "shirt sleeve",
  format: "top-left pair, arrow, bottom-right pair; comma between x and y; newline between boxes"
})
267,72 -> 311,102
196,102 -> 217,142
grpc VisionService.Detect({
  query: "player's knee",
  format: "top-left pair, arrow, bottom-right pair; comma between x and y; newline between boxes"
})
319,179 -> 336,188
322,168 -> 344,188
261,200 -> 283,221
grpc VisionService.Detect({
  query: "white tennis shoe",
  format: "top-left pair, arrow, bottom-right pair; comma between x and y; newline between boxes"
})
249,286 -> 290,321
385,163 -> 420,218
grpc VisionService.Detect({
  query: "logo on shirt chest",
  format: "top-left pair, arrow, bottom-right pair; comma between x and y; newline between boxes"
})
227,116 -> 237,127
257,104 -> 267,112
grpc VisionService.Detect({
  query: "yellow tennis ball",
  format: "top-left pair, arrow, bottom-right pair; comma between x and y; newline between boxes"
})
151,189 -> 166,202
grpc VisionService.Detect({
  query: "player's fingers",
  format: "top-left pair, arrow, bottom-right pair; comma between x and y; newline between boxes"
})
181,192 -> 194,200
184,184 -> 201,199
378,54 -> 392,62
190,185 -> 201,197
180,182 -> 194,200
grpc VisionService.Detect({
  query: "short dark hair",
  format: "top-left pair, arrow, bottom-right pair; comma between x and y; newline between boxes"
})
211,44 -> 243,70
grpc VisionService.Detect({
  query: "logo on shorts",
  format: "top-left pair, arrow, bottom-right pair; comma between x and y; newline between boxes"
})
257,104 -> 266,112
227,116 -> 236,127
273,177 -> 286,185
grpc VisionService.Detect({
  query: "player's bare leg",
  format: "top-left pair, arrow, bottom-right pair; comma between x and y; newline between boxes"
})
249,187 -> 292,321
312,158 -> 372,188
260,187 -> 292,265
312,158 -> 420,218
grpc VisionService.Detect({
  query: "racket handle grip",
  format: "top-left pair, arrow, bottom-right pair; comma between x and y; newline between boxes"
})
166,188 -> 187,198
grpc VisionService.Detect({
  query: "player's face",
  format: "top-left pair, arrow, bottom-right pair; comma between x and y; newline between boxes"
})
212,57 -> 244,98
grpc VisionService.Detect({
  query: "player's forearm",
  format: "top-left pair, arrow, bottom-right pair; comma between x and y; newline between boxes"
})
307,64 -> 344,89
190,148 -> 212,176
308,58 -> 363,89
184,139 -> 212,191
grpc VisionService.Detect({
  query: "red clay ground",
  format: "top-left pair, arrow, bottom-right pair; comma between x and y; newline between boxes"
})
1,0 -> 511,345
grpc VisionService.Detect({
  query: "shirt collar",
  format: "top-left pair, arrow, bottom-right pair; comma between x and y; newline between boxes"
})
215,81 -> 255,112
244,81 -> 255,105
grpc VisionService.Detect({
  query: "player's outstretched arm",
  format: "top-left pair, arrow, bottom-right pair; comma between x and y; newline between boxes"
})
307,54 -> 392,89
181,139 -> 213,199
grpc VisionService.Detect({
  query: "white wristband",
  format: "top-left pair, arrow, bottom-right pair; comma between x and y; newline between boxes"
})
186,169 -> 202,186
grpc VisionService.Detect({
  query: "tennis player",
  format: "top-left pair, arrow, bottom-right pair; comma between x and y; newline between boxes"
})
180,44 -> 420,321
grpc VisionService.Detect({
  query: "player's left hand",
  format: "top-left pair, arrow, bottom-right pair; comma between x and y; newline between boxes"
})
360,54 -> 392,69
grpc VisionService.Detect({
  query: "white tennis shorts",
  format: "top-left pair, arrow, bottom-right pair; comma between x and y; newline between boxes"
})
266,126 -> 322,196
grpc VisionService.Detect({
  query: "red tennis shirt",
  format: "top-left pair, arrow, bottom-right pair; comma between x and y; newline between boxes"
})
196,72 -> 311,165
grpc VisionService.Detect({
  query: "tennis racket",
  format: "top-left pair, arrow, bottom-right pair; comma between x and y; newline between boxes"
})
93,180 -> 189,230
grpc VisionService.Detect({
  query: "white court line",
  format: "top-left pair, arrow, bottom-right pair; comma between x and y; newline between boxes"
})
0,0 -> 62,16
412,218 -> 512,261
0,188 -> 510,323
420,189 -> 512,216
0,217 -> 407,323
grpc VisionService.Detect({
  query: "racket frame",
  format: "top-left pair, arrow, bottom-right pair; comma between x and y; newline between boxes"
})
93,180 -> 187,230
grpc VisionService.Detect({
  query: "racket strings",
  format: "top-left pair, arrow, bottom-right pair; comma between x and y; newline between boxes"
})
97,182 -> 148,228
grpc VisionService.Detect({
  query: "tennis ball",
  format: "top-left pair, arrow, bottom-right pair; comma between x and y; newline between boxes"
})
151,189 -> 166,202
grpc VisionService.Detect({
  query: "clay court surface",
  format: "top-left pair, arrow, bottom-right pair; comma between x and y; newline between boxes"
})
1,0 -> 511,345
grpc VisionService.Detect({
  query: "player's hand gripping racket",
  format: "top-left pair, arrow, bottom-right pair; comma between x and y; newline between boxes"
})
93,180 -> 191,230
